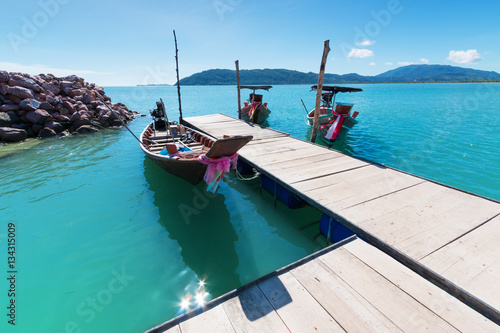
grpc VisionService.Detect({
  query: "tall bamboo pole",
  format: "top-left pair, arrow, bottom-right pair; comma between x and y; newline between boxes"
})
235,60 -> 242,119
310,40 -> 330,143
173,30 -> 183,123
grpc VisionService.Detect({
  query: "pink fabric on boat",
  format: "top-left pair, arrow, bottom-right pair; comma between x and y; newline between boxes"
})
320,111 -> 347,140
249,101 -> 262,120
198,153 -> 239,192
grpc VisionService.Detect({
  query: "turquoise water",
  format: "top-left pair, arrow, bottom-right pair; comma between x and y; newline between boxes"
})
1,83 -> 499,332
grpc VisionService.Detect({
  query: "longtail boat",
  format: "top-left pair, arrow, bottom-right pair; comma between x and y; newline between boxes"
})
239,85 -> 272,124
306,85 -> 362,144
140,100 -> 252,190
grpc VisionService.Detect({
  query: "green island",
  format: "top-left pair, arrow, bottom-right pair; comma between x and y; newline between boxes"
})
176,64 -> 500,85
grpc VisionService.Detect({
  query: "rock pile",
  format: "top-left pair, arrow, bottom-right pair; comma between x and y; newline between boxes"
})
0,71 -> 137,142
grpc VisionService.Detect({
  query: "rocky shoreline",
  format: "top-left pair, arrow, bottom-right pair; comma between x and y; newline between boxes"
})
0,71 -> 138,143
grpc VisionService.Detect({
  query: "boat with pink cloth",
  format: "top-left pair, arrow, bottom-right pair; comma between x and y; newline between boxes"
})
140,100 -> 252,187
305,85 -> 362,144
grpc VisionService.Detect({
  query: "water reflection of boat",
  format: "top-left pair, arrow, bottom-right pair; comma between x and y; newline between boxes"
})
143,158 -> 241,298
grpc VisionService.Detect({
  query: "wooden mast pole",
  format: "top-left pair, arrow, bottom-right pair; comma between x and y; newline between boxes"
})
236,60 -> 242,119
173,30 -> 183,124
310,40 -> 330,143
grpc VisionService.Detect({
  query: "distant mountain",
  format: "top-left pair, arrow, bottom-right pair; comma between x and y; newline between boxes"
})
177,65 -> 500,85
376,64 -> 500,82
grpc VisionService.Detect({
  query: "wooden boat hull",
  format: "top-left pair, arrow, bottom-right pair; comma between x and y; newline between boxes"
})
140,121 -> 253,185
240,105 -> 271,124
143,148 -> 208,185
307,107 -> 333,125
319,116 -> 358,144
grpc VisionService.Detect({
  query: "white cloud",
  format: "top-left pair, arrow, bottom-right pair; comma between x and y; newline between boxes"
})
419,58 -> 429,64
348,48 -> 374,58
0,62 -> 113,77
447,50 -> 481,64
369,62 -> 376,66
398,61 -> 414,66
356,39 -> 376,46
385,62 -> 393,65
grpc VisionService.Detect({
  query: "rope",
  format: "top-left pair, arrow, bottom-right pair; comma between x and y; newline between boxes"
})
235,167 -> 260,181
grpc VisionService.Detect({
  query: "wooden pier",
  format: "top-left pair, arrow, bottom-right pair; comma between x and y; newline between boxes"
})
147,113 -> 500,332
155,239 -> 497,332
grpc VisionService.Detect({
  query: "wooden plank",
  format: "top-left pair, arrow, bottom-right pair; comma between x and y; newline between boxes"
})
337,181 -> 500,259
258,273 -> 345,332
178,304 -> 235,333
184,114 -> 239,125
290,258 -> 403,332
222,285 -> 289,333
420,215 -> 500,312
298,166 -> 425,211
273,156 -> 369,184
320,243 -> 460,332
291,164 -> 390,193
343,239 -> 499,333
259,153 -> 346,172
242,145 -> 328,164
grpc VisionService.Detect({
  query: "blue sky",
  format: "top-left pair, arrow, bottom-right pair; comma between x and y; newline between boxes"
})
1,0 -> 499,86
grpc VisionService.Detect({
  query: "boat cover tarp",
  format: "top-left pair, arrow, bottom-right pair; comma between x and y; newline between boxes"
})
240,85 -> 272,91
311,85 -> 362,94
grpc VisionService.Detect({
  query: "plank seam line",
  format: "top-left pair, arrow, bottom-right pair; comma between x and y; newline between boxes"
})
255,283 -> 292,332
220,302 -> 238,333
243,153 -> 343,168
289,166 -> 395,192
288,165 -> 370,185
344,246 -> 465,332
315,258 -> 403,331
335,179 -> 428,211
288,264 -> 348,333
418,211 -> 500,261
339,222 -> 500,325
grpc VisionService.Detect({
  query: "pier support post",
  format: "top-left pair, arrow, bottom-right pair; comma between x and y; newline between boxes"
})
310,40 -> 330,143
236,60 -> 242,119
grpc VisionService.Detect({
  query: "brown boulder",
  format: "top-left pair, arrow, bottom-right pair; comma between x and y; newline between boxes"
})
19,98 -> 41,111
61,100 -> 75,113
6,94 -> 22,104
41,82 -> 60,95
46,95 -> 56,104
39,101 -> 56,111
38,127 -> 57,138
54,114 -> 70,122
60,81 -> 74,89
76,125 -> 99,134
0,104 -> 20,112
25,109 -> 53,124
8,75 -> 42,92
71,89 -> 84,97
0,82 -> 9,95
8,86 -> 34,99
0,127 -> 27,142
0,71 -> 9,83
44,120 -> 65,134
69,112 -> 82,121
81,93 -> 94,104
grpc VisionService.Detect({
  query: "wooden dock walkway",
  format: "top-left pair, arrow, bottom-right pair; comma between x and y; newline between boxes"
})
153,239 -> 497,332
147,113 -> 499,331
